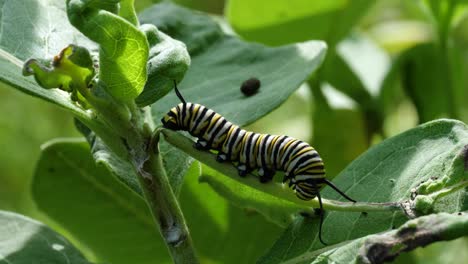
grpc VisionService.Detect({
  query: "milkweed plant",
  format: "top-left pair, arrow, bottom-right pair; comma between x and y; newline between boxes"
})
0,1 -> 467,264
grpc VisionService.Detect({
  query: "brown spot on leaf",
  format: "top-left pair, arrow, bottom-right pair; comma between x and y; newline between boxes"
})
363,228 -> 441,263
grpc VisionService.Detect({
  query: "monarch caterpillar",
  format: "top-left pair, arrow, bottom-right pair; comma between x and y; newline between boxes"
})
162,81 -> 356,244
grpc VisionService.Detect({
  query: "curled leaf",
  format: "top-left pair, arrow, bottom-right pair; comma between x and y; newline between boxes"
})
136,24 -> 191,106
67,0 -> 149,102
22,44 -> 95,92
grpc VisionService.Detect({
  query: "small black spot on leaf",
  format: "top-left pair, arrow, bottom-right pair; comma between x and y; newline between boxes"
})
240,77 -> 261,96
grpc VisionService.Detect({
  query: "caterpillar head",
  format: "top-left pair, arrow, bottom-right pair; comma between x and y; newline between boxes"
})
161,107 -> 180,130
294,180 -> 319,201
285,175 -> 319,201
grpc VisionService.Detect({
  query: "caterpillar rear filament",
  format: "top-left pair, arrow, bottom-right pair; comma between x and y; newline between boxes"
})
161,81 -> 356,245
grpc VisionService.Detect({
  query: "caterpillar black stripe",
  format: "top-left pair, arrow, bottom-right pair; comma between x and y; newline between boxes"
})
162,81 -> 356,245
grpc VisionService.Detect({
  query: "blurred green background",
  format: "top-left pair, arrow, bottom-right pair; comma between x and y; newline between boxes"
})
1,0 -> 467,263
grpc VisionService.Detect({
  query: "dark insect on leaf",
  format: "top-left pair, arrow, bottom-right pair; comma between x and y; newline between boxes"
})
240,77 -> 261,96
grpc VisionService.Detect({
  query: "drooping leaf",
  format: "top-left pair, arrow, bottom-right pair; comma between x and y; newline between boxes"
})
322,33 -> 391,105
67,0 -> 149,101
260,119 -> 468,263
140,2 -> 327,126
0,210 -> 90,264
119,0 -> 139,25
32,139 -> 171,264
398,43 -> 462,123
317,33 -> 391,158
226,0 -> 376,47
136,24 -> 191,106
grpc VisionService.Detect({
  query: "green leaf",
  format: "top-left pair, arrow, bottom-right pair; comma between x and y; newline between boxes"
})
422,0 -> 467,44
0,210 -> 90,264
322,33 -> 391,105
397,43 -> 464,123
317,33 -> 390,149
159,140 -> 194,195
0,0 -> 94,119
312,33 -> 393,175
75,117 -> 191,197
67,0 -> 149,101
119,0 -> 138,25
394,237 -> 468,264
32,139 -> 171,264
312,106 -> 369,179
302,212 -> 468,264
139,2 -> 327,126
226,0 -> 376,47
135,24 -> 191,106
91,136 -> 143,195
32,139 -> 282,264
179,162 -> 284,264
260,119 -> 468,263
200,165 -> 309,228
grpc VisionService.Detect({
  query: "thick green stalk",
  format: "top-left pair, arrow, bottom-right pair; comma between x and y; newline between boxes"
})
85,99 -> 198,263
135,139 -> 199,264
127,110 -> 198,264
160,128 -> 403,213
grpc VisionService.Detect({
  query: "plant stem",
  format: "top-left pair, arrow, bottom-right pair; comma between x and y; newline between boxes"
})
118,112 -> 197,264
161,128 -> 403,213
135,139 -> 199,264
90,105 -> 199,263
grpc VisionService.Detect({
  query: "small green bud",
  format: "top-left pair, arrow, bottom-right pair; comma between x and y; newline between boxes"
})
414,195 -> 434,215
